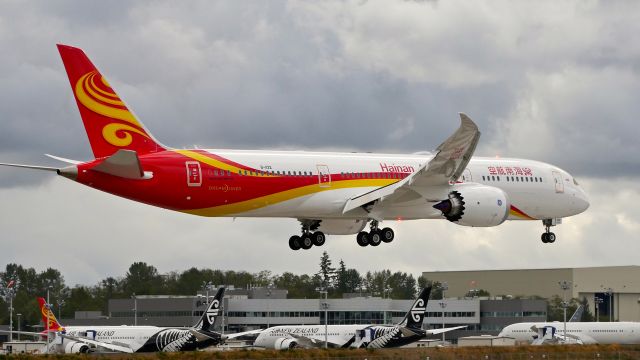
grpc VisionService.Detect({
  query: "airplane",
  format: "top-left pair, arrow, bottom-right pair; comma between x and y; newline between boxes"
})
252,287 -> 466,349
0,44 -> 590,250
2,288 -> 256,353
499,318 -> 640,345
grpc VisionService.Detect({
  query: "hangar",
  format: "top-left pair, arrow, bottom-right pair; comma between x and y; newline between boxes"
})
422,265 -> 640,321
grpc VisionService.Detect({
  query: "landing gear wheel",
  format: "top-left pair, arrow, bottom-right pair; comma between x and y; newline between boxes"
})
381,228 -> 394,243
547,232 -> 556,243
356,232 -> 369,247
312,231 -> 326,246
369,230 -> 382,247
541,233 -> 549,243
301,234 -> 313,250
289,235 -> 301,250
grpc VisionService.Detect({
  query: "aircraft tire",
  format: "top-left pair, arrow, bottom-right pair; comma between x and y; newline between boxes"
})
381,227 -> 394,243
312,231 -> 326,246
289,235 -> 302,250
301,234 -> 313,250
541,233 -> 548,243
356,231 -> 369,247
369,230 -> 382,246
547,232 -> 556,243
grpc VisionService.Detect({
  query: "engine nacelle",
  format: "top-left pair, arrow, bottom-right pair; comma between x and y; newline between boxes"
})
63,340 -> 90,353
316,219 -> 367,235
274,337 -> 298,350
433,184 -> 510,227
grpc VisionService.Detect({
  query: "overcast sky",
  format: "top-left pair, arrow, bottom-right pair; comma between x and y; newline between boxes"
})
1,1 -> 639,288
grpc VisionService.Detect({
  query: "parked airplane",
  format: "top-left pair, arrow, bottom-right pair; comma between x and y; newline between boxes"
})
499,320 -> 640,345
252,287 -> 465,349
4,288 -> 255,353
0,44 -> 590,250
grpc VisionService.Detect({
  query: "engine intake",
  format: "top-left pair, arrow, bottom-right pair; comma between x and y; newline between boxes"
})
274,337 -> 298,350
433,184 -> 510,227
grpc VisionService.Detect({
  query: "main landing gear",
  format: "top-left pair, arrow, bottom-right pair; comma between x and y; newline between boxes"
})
541,218 -> 558,244
289,221 -> 325,251
356,220 -> 394,247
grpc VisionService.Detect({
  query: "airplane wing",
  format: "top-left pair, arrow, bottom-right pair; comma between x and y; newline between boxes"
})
425,325 -> 467,335
0,330 -> 45,338
59,333 -> 135,353
224,329 -> 263,339
342,113 -> 480,214
282,332 -> 341,348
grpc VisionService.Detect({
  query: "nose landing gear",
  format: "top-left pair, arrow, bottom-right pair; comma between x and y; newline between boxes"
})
541,218 -> 559,243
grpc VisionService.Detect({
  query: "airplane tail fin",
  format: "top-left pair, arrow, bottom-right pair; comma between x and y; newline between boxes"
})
56,44 -> 165,159
398,287 -> 431,329
193,287 -> 225,332
569,305 -> 584,322
37,297 -> 64,332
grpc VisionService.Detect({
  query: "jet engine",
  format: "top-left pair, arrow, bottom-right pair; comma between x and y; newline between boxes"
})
316,219 -> 367,235
274,337 -> 298,349
63,341 -> 91,353
432,184 -> 510,227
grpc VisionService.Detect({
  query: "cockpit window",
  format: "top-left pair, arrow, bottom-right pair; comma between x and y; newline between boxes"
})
573,178 -> 579,186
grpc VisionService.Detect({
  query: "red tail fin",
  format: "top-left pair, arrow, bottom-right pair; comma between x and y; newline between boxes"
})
57,44 -> 164,158
37,297 -> 64,332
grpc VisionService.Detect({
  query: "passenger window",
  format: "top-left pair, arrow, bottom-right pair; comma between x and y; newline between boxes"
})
492,176 -> 495,181
497,176 -> 500,181
482,175 -> 485,181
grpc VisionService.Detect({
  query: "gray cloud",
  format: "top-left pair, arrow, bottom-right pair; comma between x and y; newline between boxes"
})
0,1 -> 639,285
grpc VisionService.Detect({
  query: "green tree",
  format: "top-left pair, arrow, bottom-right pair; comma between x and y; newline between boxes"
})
317,251 -> 335,289
122,262 -> 163,295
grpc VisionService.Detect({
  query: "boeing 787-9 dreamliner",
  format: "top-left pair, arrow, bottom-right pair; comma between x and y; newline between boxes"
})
0,45 -> 590,250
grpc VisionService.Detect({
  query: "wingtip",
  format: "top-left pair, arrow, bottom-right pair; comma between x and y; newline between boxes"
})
458,112 -> 478,130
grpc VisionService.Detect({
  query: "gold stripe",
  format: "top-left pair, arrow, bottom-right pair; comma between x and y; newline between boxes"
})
182,178 -> 395,217
176,150 -> 277,177
88,73 -> 124,105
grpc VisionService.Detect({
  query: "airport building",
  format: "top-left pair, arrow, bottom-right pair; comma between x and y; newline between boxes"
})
59,287 -> 546,342
422,265 -> 640,321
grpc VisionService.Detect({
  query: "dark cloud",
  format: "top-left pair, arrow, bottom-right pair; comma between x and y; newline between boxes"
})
0,1 -> 639,285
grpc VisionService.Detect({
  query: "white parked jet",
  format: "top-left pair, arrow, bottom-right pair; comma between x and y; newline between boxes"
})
4,288 -> 256,353
252,287 -> 465,349
499,321 -> 640,345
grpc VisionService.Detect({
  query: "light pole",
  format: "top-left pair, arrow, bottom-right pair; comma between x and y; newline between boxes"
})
559,281 -> 572,342
383,287 -> 391,324
316,287 -> 328,349
16,313 -> 21,341
8,288 -> 14,342
132,293 -> 137,326
595,296 -> 604,322
605,288 -> 613,322
266,283 -> 273,328
439,282 -> 448,343
203,281 -> 213,305
57,299 -> 65,321
46,285 -> 52,354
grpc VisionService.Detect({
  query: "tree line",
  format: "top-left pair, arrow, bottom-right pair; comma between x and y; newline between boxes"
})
0,251 -> 421,328
0,251 -> 595,329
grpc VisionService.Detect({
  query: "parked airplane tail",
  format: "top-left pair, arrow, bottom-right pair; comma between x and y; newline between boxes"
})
56,44 -> 165,159
193,287 -> 225,332
569,305 -> 584,322
398,287 -> 431,329
37,297 -> 64,332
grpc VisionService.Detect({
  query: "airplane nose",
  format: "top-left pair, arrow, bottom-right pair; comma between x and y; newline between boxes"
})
575,189 -> 590,213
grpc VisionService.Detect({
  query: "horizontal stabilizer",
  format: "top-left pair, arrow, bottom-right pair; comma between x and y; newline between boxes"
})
0,163 -> 58,171
92,149 -> 147,179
